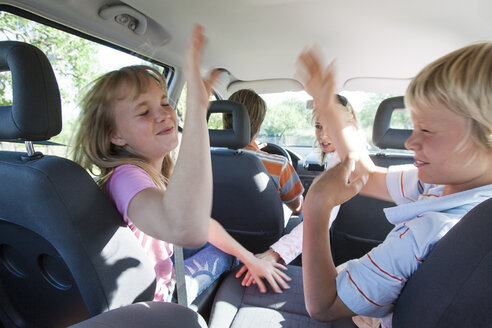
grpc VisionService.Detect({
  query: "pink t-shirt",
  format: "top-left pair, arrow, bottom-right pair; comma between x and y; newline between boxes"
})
270,152 -> 341,264
107,164 -> 174,302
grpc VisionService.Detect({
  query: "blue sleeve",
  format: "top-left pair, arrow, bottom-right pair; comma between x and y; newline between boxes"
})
336,224 -> 420,317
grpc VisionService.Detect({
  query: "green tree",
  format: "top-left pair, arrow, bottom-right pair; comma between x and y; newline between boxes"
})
260,98 -> 311,139
0,12 -> 101,145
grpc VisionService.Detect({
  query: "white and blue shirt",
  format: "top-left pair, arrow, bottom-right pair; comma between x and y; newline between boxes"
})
335,164 -> 492,327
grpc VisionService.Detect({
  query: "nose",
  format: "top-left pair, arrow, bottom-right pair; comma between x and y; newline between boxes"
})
404,130 -> 420,151
156,105 -> 174,122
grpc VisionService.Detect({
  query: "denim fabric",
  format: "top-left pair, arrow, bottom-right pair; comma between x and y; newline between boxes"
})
181,244 -> 237,303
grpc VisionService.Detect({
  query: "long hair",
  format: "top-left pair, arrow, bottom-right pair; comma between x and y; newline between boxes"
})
72,65 -> 174,190
313,94 -> 358,164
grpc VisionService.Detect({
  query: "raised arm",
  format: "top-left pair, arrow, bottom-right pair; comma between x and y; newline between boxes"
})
128,25 -> 214,248
302,156 -> 363,321
296,48 -> 391,201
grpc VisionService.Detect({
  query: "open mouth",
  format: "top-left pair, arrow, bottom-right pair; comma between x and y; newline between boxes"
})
414,159 -> 428,168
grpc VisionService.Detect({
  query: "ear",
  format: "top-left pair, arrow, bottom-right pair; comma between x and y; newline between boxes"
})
110,132 -> 127,147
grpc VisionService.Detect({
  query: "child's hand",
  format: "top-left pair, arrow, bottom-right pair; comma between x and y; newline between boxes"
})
184,25 -> 218,115
306,154 -> 367,214
296,47 -> 337,122
235,249 -> 283,286
235,254 -> 291,293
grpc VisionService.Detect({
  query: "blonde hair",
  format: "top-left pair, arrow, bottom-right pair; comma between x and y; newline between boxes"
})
227,89 -> 267,140
406,42 -> 492,154
72,65 -> 173,190
313,94 -> 358,164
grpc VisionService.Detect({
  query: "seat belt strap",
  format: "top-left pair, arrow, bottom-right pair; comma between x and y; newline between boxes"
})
173,245 -> 188,306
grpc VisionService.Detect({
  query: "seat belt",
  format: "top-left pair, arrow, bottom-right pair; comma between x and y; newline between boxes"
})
173,245 -> 188,306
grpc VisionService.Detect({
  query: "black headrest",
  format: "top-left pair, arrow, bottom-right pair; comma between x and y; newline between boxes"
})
372,96 -> 411,150
0,41 -> 61,141
208,100 -> 250,149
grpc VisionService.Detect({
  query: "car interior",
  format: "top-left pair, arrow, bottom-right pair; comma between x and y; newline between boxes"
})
1,0 -> 492,327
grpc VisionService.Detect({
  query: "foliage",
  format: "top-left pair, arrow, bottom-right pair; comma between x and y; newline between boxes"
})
0,12 -> 101,104
0,11 -> 101,145
260,97 -> 312,139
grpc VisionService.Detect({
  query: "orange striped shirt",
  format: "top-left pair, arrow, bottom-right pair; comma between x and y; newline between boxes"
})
243,140 -> 304,204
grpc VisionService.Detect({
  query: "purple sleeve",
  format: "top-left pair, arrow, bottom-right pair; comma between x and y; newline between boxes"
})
107,164 -> 156,223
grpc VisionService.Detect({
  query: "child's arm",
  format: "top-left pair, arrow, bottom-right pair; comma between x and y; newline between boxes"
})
128,25 -> 215,248
296,48 -> 391,202
208,219 -> 291,293
234,221 -> 302,287
302,156 -> 363,321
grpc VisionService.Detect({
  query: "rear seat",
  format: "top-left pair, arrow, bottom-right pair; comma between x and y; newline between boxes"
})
208,96 -> 412,327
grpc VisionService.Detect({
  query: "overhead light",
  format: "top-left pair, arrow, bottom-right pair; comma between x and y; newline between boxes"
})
99,4 -> 148,35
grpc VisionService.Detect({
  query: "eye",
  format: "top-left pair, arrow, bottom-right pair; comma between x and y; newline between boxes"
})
138,110 -> 149,117
161,103 -> 170,108
315,124 -> 322,130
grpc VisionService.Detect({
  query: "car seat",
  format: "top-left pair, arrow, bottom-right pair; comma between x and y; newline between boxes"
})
208,100 -> 285,254
208,264 -> 356,328
392,196 -> 492,328
68,301 -> 207,328
330,96 -> 413,265
0,41 -> 159,327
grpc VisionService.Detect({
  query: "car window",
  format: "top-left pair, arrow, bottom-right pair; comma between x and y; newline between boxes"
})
0,10 -> 171,158
257,90 -> 410,158
176,83 -> 218,129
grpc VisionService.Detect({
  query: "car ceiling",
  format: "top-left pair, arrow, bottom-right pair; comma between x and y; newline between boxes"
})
2,0 -> 492,96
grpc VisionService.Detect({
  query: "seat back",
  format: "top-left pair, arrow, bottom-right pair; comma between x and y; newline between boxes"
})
208,101 -> 284,253
330,96 -> 414,265
393,197 -> 492,328
0,41 -> 156,328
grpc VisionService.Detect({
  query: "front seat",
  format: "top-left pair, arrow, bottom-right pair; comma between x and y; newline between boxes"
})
392,197 -> 492,328
208,100 -> 285,254
330,96 -> 413,266
0,41 -> 158,327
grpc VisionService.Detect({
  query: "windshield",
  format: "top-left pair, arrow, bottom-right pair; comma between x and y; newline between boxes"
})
257,90 -> 410,159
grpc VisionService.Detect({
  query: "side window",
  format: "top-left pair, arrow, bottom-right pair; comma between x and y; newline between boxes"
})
176,83 -> 220,129
0,10 -> 171,157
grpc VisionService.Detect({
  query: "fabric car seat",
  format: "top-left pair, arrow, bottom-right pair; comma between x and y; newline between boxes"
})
208,265 -> 356,328
208,100 -> 285,254
330,96 -> 414,265
392,197 -> 492,328
69,301 -> 208,328
0,41 -> 164,327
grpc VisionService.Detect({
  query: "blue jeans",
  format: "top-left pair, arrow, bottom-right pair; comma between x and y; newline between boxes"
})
175,243 -> 237,304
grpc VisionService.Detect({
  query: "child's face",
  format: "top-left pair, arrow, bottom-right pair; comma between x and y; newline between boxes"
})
315,121 -> 336,153
315,106 -> 354,154
405,102 -> 492,194
110,78 -> 178,168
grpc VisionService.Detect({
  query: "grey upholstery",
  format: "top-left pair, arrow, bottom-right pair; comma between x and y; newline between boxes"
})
208,101 -> 284,254
0,41 -> 157,327
209,265 -> 356,328
372,96 -> 411,150
0,41 -> 61,141
330,96 -> 413,265
392,197 -> 492,328
208,100 -> 250,149
69,301 -> 207,328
